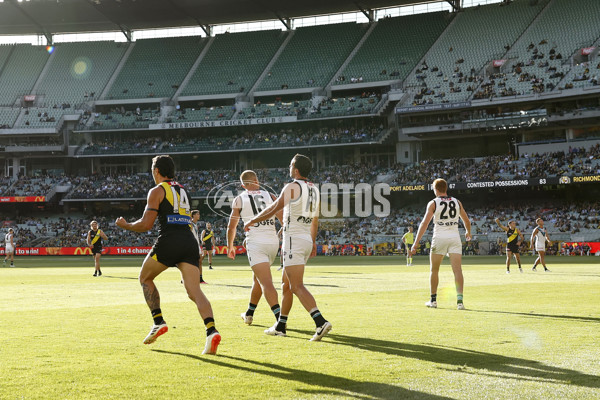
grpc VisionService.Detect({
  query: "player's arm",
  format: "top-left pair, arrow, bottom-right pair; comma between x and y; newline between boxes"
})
546,232 -> 551,243
310,216 -> 319,258
227,197 -> 241,259
99,229 -> 108,240
518,230 -> 524,243
115,186 -> 161,232
401,233 -> 407,244
201,230 -> 207,242
530,227 -> 538,249
411,201 -> 435,255
86,231 -> 92,247
458,200 -> 472,240
494,218 -> 508,232
244,183 -> 295,231
271,193 -> 284,224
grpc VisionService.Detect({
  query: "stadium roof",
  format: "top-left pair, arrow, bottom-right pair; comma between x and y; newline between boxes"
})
0,0 -> 448,36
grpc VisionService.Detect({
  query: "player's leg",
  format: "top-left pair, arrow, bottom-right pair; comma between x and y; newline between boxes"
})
284,264 -> 331,341
252,262 -> 281,321
514,252 -> 523,272
95,253 -> 102,276
267,269 -> 293,336
449,253 -> 465,309
505,250 -> 512,273
532,252 -> 541,270
208,250 -> 213,269
242,274 -> 263,324
199,254 -> 206,283
139,254 -> 169,344
179,262 -> 221,354
427,253 -> 443,307
538,250 -> 549,271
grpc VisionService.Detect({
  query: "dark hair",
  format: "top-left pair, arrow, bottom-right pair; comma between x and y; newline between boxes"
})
191,210 -> 200,217
292,154 -> 312,177
152,155 -> 175,179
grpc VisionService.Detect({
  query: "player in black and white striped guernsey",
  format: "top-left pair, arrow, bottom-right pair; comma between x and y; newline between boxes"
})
411,178 -> 472,310
244,154 -> 332,341
227,170 -> 283,326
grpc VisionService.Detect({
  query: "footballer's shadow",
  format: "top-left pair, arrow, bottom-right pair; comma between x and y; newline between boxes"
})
467,308 -> 600,323
152,350 -> 452,400
319,332 -> 600,389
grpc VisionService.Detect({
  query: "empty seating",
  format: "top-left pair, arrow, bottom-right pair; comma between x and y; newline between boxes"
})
181,30 -> 286,96
108,36 -> 207,100
0,44 -> 49,106
0,107 -> 20,128
257,23 -> 367,91
35,42 -> 127,106
336,12 -> 449,85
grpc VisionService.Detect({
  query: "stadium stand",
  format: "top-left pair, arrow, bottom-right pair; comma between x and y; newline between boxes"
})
88,108 -> 160,130
14,107 -> 72,129
235,99 -> 311,119
335,12 -> 450,85
0,107 -> 21,129
35,42 -> 127,106
405,0 -> 550,105
107,36 -> 207,100
257,22 -> 367,91
78,122 -> 386,155
481,0 -> 600,98
181,30 -> 285,96
0,44 -> 49,106
167,105 -> 236,122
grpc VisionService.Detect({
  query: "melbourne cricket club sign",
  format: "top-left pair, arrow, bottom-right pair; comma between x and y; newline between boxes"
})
207,181 -> 391,218
149,116 -> 298,130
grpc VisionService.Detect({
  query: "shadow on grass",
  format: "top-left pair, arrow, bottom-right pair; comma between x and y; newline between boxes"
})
152,350 -> 452,400
467,308 -> 600,323
312,332 -> 600,389
101,275 -> 138,280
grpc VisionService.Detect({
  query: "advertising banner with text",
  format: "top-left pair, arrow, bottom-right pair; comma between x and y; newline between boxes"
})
0,246 -> 247,256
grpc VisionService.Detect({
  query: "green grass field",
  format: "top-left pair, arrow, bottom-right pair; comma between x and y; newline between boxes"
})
1,255 -> 599,399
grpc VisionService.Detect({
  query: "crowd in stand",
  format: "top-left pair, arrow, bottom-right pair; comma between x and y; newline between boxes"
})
1,175 -> 72,197
6,199 -> 597,256
79,123 -> 385,155
38,143 -> 600,201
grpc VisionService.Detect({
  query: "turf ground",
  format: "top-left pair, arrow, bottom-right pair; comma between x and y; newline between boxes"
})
1,255 -> 598,399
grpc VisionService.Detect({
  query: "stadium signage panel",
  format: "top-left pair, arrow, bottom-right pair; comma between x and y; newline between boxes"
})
0,196 -> 46,203
149,116 -> 298,130
0,246 -> 247,256
389,178 -> 567,192
396,101 -> 472,114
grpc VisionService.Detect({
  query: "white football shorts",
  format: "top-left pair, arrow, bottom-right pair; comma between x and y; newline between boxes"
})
282,235 -> 313,267
430,236 -> 462,256
5,244 -> 14,254
246,241 -> 279,267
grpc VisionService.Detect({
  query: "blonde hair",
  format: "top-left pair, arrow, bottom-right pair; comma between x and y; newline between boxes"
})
90,220 -> 98,227
240,170 -> 257,185
433,178 -> 448,193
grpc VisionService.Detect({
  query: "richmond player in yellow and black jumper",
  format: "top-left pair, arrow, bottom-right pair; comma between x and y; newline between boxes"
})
201,222 -> 216,269
116,155 -> 221,354
495,218 -> 524,273
87,220 -> 108,276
